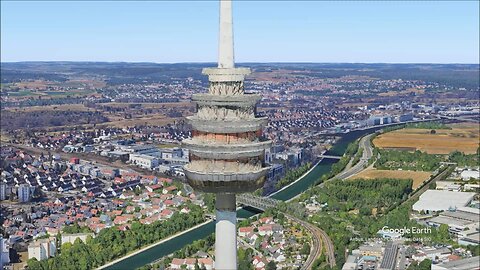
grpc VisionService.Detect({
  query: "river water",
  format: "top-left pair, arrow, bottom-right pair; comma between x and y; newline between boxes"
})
105,128 -> 377,269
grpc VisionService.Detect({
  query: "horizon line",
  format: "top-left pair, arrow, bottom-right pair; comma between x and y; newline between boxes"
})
2,60 -> 479,65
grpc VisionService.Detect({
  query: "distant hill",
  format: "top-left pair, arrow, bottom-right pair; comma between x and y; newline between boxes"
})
1,62 -> 478,89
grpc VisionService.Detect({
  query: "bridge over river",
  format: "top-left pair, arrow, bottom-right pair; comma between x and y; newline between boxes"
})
237,194 -> 336,269
101,126 -> 393,270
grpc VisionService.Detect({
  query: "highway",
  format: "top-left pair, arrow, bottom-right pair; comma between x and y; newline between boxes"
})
340,133 -> 374,180
319,133 -> 375,188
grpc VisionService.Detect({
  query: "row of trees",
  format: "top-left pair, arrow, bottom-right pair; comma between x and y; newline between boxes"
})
136,234 -> 216,270
351,148 -> 364,167
405,122 -> 452,130
27,204 -> 205,270
275,162 -> 312,190
315,140 -> 361,184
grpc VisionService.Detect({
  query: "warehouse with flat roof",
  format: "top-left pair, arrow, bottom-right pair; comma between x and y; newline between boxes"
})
412,190 -> 476,213
431,256 -> 480,270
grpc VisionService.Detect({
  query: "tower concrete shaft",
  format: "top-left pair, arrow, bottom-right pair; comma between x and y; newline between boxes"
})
182,0 -> 271,269
215,193 -> 237,269
218,0 -> 234,68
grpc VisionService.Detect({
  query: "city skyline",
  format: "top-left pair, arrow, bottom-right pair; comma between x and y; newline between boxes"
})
1,1 -> 479,63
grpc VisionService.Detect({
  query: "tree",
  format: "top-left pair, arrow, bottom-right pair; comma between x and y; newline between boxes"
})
407,259 -> 431,270
360,207 -> 371,216
301,242 -> 310,255
436,224 -> 450,242
266,261 -> 277,270
27,258 -> 42,270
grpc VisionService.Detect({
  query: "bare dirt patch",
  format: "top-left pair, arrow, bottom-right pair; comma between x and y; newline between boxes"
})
350,168 -> 432,189
373,124 -> 479,154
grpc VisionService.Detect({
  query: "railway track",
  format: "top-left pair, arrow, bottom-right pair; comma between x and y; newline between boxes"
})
286,214 -> 335,269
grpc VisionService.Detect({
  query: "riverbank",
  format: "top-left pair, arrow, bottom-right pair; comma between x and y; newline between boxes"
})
97,219 -> 213,270
101,126 -> 385,269
269,158 -> 323,197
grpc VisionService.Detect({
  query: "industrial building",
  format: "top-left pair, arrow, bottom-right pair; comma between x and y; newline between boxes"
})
367,115 -> 392,126
460,169 -> 480,180
427,207 -> 479,244
129,154 -> 160,170
399,113 -> 414,122
412,190 -> 476,213
379,242 -> 398,270
431,256 -> 480,270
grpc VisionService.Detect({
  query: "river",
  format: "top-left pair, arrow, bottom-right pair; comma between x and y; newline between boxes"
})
104,127 -> 380,269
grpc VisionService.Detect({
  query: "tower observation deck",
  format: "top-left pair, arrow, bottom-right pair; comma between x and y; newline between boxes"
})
182,0 -> 271,269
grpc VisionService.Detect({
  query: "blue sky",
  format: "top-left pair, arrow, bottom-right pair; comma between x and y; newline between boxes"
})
1,1 -> 479,63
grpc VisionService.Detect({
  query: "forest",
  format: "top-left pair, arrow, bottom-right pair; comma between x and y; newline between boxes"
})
374,149 -> 442,171
448,150 -> 480,167
299,178 -> 453,267
375,148 -> 479,171
316,178 -> 413,214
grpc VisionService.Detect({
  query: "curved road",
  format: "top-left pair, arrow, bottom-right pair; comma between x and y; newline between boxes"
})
321,133 -> 375,186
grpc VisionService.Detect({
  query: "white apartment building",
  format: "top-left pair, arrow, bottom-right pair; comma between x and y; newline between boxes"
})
129,154 -> 159,169
28,237 -> 56,261
17,184 -> 31,203
61,233 -> 95,245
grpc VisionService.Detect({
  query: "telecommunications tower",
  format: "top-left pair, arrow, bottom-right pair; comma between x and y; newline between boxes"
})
182,0 -> 271,268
